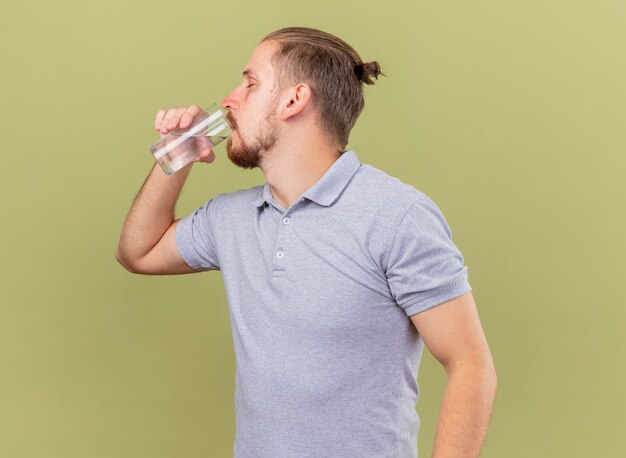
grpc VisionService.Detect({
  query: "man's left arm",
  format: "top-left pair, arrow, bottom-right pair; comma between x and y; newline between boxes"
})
410,291 -> 497,458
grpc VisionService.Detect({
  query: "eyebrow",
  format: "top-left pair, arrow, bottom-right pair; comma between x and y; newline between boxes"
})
242,70 -> 258,78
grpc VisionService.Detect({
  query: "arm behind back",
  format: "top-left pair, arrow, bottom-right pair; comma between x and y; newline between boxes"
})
120,219 -> 200,275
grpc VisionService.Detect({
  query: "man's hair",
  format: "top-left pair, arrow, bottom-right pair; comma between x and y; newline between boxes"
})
260,26 -> 385,150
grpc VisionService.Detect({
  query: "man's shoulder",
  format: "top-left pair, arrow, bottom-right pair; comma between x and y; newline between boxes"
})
211,184 -> 263,207
352,163 -> 429,212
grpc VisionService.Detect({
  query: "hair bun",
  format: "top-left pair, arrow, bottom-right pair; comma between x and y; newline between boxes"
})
356,61 -> 383,84
364,61 -> 381,78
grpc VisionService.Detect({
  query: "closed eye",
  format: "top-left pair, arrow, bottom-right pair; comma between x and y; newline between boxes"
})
246,84 -> 255,89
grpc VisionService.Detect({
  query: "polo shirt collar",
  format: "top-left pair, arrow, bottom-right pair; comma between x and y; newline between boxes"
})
252,149 -> 361,208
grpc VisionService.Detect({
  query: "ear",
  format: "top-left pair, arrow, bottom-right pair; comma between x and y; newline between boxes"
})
280,83 -> 312,121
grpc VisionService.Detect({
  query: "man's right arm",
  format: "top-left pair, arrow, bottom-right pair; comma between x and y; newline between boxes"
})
115,105 -> 217,275
115,161 -> 199,275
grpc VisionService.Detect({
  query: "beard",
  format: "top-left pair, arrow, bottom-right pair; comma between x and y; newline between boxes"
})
225,98 -> 280,170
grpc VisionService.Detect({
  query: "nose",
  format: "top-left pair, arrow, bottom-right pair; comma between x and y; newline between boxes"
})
221,87 -> 239,111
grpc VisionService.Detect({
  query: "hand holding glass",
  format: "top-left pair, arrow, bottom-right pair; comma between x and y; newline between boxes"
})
149,103 -> 232,175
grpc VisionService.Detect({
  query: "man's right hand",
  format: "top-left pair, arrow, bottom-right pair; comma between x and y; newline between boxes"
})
154,105 -> 216,164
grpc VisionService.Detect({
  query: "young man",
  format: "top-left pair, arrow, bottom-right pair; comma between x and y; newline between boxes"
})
116,26 -> 497,458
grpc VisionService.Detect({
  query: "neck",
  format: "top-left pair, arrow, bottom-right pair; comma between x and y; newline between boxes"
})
260,138 -> 343,209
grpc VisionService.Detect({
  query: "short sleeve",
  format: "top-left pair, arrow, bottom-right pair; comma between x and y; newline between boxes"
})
385,194 -> 471,316
175,196 -> 221,271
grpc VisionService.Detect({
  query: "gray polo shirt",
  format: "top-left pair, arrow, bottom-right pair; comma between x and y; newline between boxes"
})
176,149 -> 472,458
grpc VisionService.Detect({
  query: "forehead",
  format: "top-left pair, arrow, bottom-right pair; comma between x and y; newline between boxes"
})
242,41 -> 276,79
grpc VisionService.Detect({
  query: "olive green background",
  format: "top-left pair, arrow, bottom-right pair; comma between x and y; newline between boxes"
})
1,1 -> 624,457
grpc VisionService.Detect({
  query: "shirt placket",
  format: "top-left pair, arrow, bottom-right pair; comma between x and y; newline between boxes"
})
269,199 -> 302,278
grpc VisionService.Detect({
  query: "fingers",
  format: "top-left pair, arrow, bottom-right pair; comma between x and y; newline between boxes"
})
155,105 -> 203,134
194,136 -> 215,161
161,107 -> 186,133
155,107 -> 184,134
180,105 -> 202,128
152,106 -> 217,166
189,147 -> 215,163
195,148 -> 216,164
154,109 -> 166,130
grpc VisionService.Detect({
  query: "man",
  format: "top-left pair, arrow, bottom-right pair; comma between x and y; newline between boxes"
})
116,26 -> 497,458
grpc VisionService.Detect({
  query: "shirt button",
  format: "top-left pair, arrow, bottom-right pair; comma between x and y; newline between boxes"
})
283,217 -> 290,225
276,251 -> 284,258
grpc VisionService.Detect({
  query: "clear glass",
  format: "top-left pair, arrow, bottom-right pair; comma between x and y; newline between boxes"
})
149,103 -> 232,175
